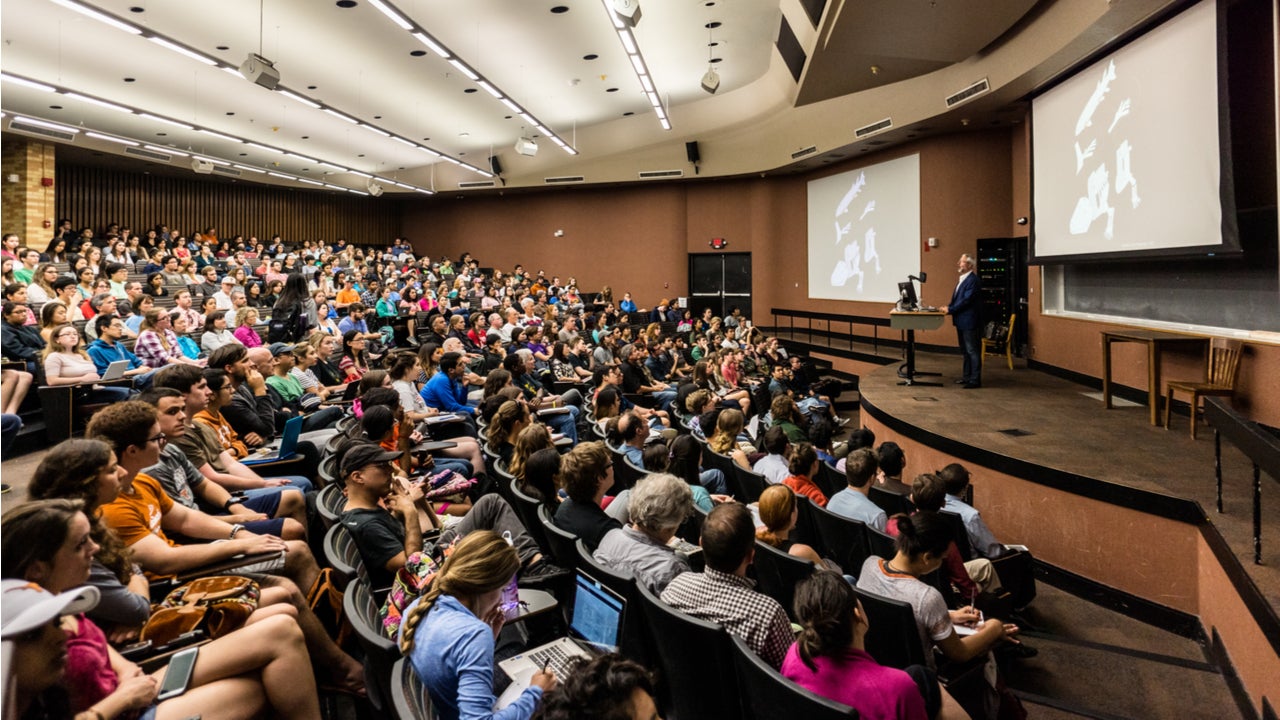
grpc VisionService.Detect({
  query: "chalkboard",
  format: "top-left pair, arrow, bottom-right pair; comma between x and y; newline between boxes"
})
1062,208 -> 1279,332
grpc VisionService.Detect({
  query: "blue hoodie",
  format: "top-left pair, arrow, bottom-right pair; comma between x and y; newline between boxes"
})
87,338 -> 145,375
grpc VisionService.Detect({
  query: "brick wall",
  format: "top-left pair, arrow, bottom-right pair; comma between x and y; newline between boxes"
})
1,137 -> 58,249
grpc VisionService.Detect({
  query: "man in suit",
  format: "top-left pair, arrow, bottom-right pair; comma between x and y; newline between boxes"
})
942,253 -> 982,388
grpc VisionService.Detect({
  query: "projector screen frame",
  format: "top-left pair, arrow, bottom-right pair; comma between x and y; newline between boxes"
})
1028,0 -> 1241,265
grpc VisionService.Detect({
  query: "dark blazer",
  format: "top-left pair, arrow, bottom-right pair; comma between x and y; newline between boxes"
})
948,273 -> 982,330
1,321 -> 45,361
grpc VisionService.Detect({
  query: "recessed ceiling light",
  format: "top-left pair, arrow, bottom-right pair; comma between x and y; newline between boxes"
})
423,137 -> 430,141
357,154 -> 365,158
301,136 -> 309,139
216,45 -> 229,51
129,6 -> 144,11
583,54 -> 598,60
464,88 -> 477,94
226,111 -> 235,115
49,105 -> 62,109
623,111 -> 634,116
705,21 -> 721,28
410,50 -> 426,57
374,115 -> 382,119
710,57 -> 722,63
606,87 -> 618,92
123,77 -> 135,82
708,41 -> 720,47
504,116 -> 512,119
239,153 -> 247,156
156,132 -> 166,136
336,0 -> 357,7
550,6 -> 569,13
307,85 -> 317,90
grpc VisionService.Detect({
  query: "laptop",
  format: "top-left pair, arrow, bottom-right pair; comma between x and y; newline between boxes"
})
100,360 -> 130,381
497,571 -> 625,694
242,415 -> 304,465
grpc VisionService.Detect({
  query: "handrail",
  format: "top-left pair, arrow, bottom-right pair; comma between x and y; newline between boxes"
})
769,307 -> 894,356
1204,397 -> 1280,564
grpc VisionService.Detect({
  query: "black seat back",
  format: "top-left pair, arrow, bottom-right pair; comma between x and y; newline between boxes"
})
938,511 -> 974,561
635,582 -> 743,720
508,481 -> 553,556
390,657 -> 436,719
575,539 -> 649,662
316,482 -> 346,529
815,462 -> 847,498
751,540 -> 815,620
853,586 -> 929,670
729,635 -> 859,719
323,523 -> 361,589
344,578 -> 400,712
868,485 -> 914,516
865,524 -> 899,559
791,495 -> 825,556
731,464 -> 768,504
810,502 -> 871,574
537,504 -> 583,570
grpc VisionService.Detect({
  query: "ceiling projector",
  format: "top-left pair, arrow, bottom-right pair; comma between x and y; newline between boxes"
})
239,53 -> 280,90
514,137 -> 538,157
701,68 -> 721,95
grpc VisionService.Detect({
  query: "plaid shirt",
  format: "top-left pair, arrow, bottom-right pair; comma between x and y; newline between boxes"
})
660,567 -> 793,668
174,307 -> 203,332
134,328 -> 183,367
360,289 -> 379,307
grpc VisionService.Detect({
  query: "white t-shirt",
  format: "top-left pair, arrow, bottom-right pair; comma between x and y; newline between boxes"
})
855,556 -> 952,669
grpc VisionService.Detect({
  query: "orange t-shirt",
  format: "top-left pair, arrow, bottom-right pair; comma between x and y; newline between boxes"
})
98,473 -> 177,549
784,474 -> 829,508
194,409 -> 249,458
336,288 -> 360,305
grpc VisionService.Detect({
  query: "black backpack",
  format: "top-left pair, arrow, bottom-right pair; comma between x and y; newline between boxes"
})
267,303 -> 306,343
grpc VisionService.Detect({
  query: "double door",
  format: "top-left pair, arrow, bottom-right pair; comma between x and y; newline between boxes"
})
688,253 -> 752,320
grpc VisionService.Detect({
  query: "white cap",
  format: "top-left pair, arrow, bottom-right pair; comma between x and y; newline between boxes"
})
0,580 -> 100,638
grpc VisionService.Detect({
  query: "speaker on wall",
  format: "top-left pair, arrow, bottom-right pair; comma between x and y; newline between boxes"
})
685,141 -> 700,164
489,155 -> 503,175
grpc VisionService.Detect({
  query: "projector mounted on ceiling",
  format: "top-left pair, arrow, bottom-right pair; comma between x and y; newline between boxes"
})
612,0 -> 641,28
514,137 -> 538,157
191,158 -> 215,174
239,53 -> 280,90
701,69 -> 721,95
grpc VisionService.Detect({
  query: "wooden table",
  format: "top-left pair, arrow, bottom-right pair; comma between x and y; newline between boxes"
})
1100,329 -> 1210,426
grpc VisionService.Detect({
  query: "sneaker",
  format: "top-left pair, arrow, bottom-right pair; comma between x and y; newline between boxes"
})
407,336 -> 420,347
835,417 -> 851,427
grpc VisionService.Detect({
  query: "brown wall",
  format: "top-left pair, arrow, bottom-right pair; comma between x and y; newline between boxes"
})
55,160 -> 401,246
1,138 -> 58,250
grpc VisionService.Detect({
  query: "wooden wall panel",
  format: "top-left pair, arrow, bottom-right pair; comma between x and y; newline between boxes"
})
55,163 -> 401,246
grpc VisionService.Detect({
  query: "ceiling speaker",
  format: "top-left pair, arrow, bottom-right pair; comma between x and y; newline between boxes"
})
239,53 -> 280,90
489,155 -> 503,175
612,0 -> 641,28
701,69 -> 720,94
366,180 -> 384,197
191,158 -> 215,174
514,137 -> 538,157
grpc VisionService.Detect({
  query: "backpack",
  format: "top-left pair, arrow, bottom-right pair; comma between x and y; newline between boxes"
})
267,303 -> 306,343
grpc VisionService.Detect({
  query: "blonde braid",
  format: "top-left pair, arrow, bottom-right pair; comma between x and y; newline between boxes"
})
399,578 -> 448,654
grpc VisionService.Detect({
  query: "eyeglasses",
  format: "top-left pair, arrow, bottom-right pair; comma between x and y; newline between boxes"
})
145,432 -> 167,447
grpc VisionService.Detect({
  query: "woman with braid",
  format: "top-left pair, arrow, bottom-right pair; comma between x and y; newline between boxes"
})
398,531 -> 557,720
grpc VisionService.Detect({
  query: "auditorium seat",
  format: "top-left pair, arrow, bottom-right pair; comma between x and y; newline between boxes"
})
635,582 -> 743,720
729,635 -> 857,720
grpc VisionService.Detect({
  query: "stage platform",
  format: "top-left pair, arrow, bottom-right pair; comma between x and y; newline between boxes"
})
851,350 -> 1280,714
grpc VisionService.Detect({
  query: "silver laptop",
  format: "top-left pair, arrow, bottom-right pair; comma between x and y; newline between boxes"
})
100,360 -> 130,381
497,571 -> 625,699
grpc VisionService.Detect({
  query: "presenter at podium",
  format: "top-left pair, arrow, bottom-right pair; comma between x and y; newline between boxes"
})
941,253 -> 982,389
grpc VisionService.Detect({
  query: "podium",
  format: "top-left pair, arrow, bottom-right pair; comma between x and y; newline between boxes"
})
890,310 -> 945,386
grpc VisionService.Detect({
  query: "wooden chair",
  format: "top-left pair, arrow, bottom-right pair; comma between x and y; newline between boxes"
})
980,312 -> 1016,370
1164,337 -> 1243,439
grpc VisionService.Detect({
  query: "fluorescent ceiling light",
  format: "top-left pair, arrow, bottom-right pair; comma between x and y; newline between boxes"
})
245,142 -> 284,154
414,188 -> 432,194
64,92 -> 130,113
85,132 -> 138,146
659,118 -> 671,130
629,54 -> 646,75
390,136 -> 415,147
198,129 -> 239,142
411,32 -> 449,58
267,171 -> 294,179
286,152 -> 318,163
233,164 -> 266,173
447,59 -> 479,81
316,161 -> 346,170
1,74 -> 54,92
348,189 -> 370,196
619,31 -> 637,55
49,0 -> 142,34
519,112 -> 536,124
349,170 -> 374,179
297,178 -> 324,186
12,116 -> 80,133
139,113 -> 193,130
145,144 -> 187,156
323,183 -> 346,190
148,37 -> 218,66
361,124 -> 390,137
417,147 -> 440,158
476,81 -> 502,99
323,108 -> 358,124
367,0 -> 413,30
221,66 -> 244,78
639,74 -> 654,92
278,89 -> 320,109
500,98 -> 521,113
192,155 -> 229,166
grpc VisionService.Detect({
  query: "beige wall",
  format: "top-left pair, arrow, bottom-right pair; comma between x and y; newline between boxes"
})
1,138 -> 58,250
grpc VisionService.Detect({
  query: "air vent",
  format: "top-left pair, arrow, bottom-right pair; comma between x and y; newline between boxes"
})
211,166 -> 242,177
544,175 -> 585,185
790,145 -> 818,160
8,119 -> 77,142
124,146 -> 172,162
855,118 -> 892,138
638,169 -> 683,179
945,78 -> 990,108
458,180 -> 496,189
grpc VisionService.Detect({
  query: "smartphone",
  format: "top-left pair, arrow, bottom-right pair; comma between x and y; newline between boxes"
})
157,646 -> 200,701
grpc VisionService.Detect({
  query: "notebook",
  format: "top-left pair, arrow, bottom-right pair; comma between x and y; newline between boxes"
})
495,571 -> 625,707
242,415 -> 304,465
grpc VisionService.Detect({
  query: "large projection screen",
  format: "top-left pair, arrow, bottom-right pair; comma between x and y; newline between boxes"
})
1031,0 -> 1238,262
807,154 -> 921,302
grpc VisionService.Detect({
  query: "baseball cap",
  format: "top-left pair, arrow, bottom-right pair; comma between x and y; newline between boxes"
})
340,443 -> 403,478
0,580 -> 100,638
268,342 -> 294,357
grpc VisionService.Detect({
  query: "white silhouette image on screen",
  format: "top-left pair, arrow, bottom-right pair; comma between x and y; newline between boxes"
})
858,200 -> 876,221
1074,60 -> 1115,137
830,237 -> 864,291
834,220 -> 851,245
1115,140 -> 1141,208
835,172 -> 866,217
1070,165 -> 1115,239
1107,99 -> 1131,134
863,228 -> 881,273
1074,139 -> 1096,174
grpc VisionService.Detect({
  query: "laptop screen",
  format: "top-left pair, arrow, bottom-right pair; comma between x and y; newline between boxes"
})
570,571 -> 624,650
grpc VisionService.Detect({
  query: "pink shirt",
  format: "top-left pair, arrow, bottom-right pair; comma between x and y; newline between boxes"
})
234,324 -> 263,348
781,645 -> 927,720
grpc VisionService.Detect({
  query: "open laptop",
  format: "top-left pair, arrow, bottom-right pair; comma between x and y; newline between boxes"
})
242,415 -> 304,465
497,571 -> 625,697
100,360 -> 130,381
